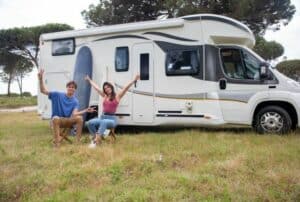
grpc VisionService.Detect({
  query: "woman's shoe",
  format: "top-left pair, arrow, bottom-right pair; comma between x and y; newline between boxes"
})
88,140 -> 96,148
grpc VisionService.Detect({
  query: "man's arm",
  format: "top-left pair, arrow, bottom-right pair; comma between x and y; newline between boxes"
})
38,69 -> 49,95
72,107 -> 97,116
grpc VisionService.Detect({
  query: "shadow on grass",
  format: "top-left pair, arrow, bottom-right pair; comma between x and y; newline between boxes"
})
114,125 -> 254,136
113,126 -> 300,136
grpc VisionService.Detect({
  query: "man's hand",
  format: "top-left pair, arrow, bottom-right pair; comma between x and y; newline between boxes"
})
86,107 -> 97,113
38,69 -> 44,80
38,68 -> 49,95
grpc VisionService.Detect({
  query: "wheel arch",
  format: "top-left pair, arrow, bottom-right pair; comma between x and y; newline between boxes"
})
252,101 -> 298,130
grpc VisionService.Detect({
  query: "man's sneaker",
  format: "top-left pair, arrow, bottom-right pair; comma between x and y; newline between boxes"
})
70,126 -> 77,136
103,129 -> 110,139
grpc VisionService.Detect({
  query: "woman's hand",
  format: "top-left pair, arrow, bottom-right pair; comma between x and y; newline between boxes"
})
133,74 -> 140,82
85,75 -> 91,82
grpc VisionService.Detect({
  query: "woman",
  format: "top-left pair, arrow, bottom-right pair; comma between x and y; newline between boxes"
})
85,75 -> 140,146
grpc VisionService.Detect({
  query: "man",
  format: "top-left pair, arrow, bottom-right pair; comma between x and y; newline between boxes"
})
38,69 -> 95,146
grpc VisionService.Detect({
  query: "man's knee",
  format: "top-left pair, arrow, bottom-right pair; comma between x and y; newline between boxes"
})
74,116 -> 83,124
52,117 -> 60,125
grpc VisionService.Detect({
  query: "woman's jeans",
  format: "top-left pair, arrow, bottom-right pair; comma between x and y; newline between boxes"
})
86,115 -> 117,137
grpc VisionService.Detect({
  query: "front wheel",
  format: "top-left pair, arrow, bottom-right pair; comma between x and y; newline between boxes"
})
254,106 -> 292,134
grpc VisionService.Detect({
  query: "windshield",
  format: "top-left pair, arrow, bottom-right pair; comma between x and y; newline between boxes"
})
241,46 -> 264,62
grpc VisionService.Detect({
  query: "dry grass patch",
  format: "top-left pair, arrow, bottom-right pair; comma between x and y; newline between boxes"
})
0,112 -> 300,201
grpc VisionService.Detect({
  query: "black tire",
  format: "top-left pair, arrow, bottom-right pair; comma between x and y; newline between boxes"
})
254,105 -> 292,134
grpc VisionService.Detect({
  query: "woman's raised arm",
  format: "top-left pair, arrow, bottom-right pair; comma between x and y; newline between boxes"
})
116,75 -> 140,102
85,75 -> 105,97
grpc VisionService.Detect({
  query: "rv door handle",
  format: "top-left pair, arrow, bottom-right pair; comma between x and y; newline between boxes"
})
219,79 -> 227,90
134,81 -> 137,88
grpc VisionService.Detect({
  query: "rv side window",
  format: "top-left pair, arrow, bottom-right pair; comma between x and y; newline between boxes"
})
140,53 -> 149,80
52,38 -> 75,56
166,49 -> 199,76
115,47 -> 129,72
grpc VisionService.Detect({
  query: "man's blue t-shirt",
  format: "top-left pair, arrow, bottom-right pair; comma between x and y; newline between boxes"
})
48,91 -> 79,118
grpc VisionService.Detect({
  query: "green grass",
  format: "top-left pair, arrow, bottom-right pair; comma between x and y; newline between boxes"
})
0,96 -> 37,108
0,112 -> 300,201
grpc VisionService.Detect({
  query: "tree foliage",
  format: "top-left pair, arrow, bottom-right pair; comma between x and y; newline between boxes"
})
276,60 -> 300,82
82,0 -> 296,34
14,58 -> 33,96
0,23 -> 73,68
82,0 -> 164,27
253,36 -> 284,61
0,51 -> 27,95
0,51 -> 33,96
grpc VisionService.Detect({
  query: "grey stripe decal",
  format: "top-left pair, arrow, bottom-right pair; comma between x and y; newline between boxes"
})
115,83 -> 207,99
94,35 -> 149,42
218,92 -> 255,103
116,83 -> 253,102
143,31 -> 198,42
155,93 -> 206,99
182,15 -> 250,34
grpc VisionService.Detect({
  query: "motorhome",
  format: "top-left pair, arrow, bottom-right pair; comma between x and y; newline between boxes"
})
39,14 -> 300,134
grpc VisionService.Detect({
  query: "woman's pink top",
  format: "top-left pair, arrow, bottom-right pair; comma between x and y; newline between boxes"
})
103,98 -> 119,114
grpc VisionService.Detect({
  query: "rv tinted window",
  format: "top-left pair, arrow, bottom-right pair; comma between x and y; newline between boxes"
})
166,49 -> 199,76
140,53 -> 149,80
115,47 -> 129,72
52,38 -> 75,56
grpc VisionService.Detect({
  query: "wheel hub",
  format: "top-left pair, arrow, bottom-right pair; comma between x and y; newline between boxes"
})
260,112 -> 283,133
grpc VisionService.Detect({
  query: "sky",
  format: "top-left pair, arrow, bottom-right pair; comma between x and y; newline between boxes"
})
0,0 -> 299,95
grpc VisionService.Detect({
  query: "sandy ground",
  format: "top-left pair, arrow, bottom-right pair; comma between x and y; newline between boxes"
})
0,106 -> 37,112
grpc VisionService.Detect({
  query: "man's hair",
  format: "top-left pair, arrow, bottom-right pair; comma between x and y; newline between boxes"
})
66,81 -> 77,89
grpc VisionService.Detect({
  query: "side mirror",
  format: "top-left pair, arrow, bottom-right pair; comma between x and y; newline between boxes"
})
260,62 -> 269,80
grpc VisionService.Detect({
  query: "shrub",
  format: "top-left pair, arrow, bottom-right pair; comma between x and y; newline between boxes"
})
22,92 -> 32,97
276,60 -> 300,82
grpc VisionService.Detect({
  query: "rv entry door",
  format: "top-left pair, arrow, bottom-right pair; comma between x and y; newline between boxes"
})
132,43 -> 154,123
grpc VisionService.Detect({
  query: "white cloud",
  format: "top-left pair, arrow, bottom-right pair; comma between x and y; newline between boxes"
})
0,0 -> 98,29
0,0 -> 98,95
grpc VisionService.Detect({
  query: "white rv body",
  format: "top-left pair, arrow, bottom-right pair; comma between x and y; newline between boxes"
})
39,14 -> 300,132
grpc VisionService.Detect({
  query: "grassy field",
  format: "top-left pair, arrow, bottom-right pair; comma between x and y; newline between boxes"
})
0,112 -> 299,201
0,96 -> 37,108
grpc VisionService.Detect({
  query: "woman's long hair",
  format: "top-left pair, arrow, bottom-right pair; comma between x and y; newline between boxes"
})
102,82 -> 116,101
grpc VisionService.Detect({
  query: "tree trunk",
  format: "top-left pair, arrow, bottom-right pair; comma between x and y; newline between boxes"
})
7,77 -> 11,96
16,76 -> 23,97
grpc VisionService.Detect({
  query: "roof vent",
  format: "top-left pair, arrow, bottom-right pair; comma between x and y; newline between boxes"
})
157,11 -> 169,20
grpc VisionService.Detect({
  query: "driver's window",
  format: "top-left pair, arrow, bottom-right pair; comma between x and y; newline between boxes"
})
220,49 -> 245,79
242,50 -> 261,80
